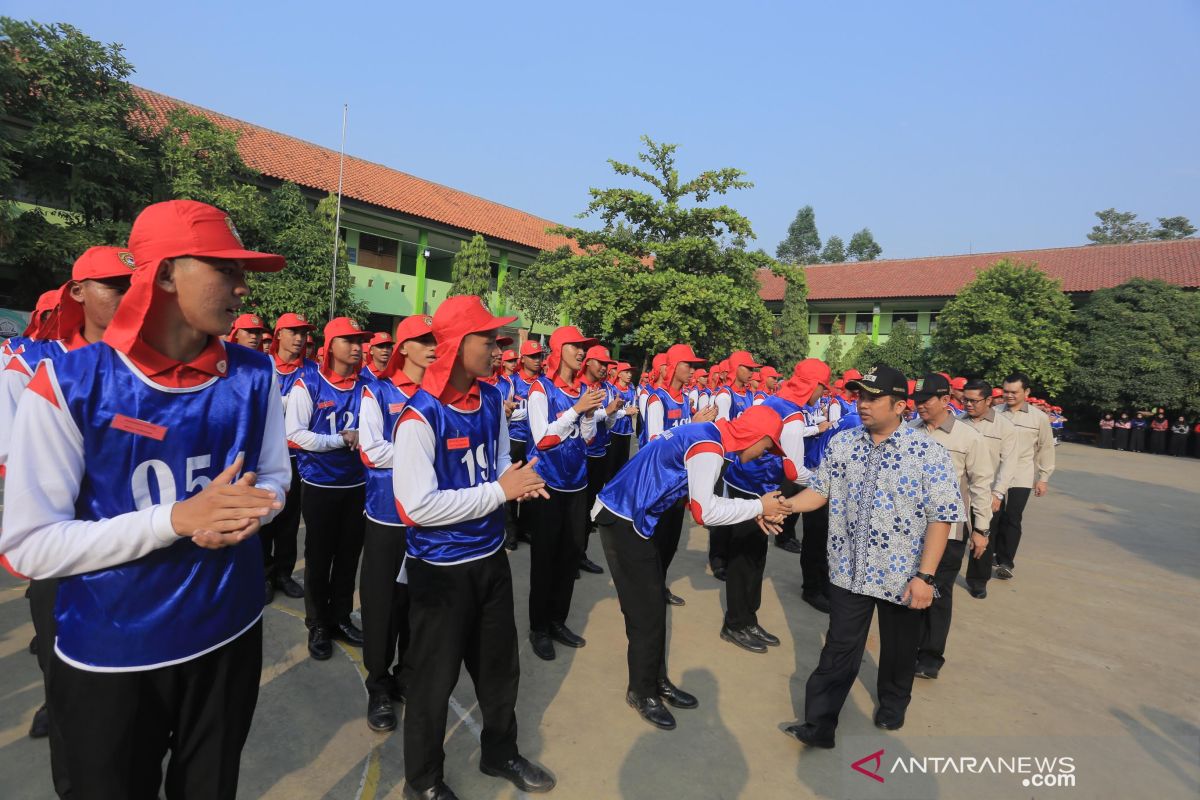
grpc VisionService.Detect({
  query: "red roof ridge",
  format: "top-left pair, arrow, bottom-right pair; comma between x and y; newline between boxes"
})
804,237 -> 1198,269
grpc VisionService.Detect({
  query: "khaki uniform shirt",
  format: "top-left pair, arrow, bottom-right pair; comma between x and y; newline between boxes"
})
909,415 -> 994,540
962,408 -> 1018,498
998,402 -> 1055,488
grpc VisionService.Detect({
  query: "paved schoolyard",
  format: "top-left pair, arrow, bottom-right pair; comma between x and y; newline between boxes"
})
1,443 -> 1197,799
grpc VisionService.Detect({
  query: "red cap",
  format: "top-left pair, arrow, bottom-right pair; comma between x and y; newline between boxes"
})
369,331 -> 394,347
497,335 -> 514,347
502,349 -> 518,361
727,350 -> 763,374
616,361 -> 633,373
520,340 -> 545,357
842,368 -> 863,382
226,313 -> 268,342
545,325 -> 599,379
380,314 -> 436,379
23,289 -> 64,337
991,387 -> 1002,398
666,344 -> 705,366
584,344 -> 616,365
950,377 -> 967,390
274,312 -> 314,332
777,358 -> 831,406
422,295 -> 518,397
759,366 -> 781,380
694,368 -> 708,377
750,372 -> 762,382
325,317 -> 368,341
73,246 -> 138,281
715,404 -> 785,456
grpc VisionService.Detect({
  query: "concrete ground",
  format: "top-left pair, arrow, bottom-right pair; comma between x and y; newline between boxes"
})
0,443 -> 1197,799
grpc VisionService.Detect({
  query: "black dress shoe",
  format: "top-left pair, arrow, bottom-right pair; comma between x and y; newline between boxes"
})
802,592 -> 832,614
529,631 -> 556,661
579,556 -> 604,574
656,679 -> 698,709
626,691 -> 677,730
505,538 -> 518,551
874,709 -> 906,730
995,565 -> 1014,580
367,693 -> 396,732
334,620 -> 364,646
775,538 -> 803,554
783,722 -> 835,749
914,663 -> 940,680
264,580 -> 275,606
308,626 -> 332,660
712,565 -> 727,581
275,575 -> 305,598
664,587 -> 685,606
746,624 -> 780,647
968,586 -> 987,599
402,781 -> 460,800
28,704 -> 49,739
548,622 -> 586,648
29,634 -> 37,655
720,624 -> 767,654
480,755 -> 556,793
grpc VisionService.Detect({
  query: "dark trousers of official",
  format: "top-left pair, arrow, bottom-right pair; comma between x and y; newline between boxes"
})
917,537 -> 967,671
260,457 -> 302,582
775,479 -> 801,546
708,476 -> 731,569
599,518 -> 669,698
725,486 -> 768,629
608,433 -> 632,477
1130,428 -> 1145,452
655,501 -> 686,580
584,453 -> 611,553
800,504 -> 831,598
804,584 -> 921,736
403,552 -> 519,791
29,578 -> 70,796
966,503 -> 1004,590
505,440 -> 531,543
992,487 -> 1031,569
301,483 -> 366,629
360,519 -> 410,697
46,621 -> 262,800
527,487 -> 586,633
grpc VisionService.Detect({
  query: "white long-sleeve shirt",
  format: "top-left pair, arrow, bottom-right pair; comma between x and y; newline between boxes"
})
686,450 -> 765,527
357,385 -> 394,469
284,381 -> 347,452
526,388 -> 597,448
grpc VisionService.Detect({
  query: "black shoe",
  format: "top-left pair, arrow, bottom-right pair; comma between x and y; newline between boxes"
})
505,538 -> 518,551
746,624 -> 780,647
657,679 -> 698,709
721,624 -> 768,654
783,722 -> 835,749
29,635 -> 38,655
402,781 -> 460,800
548,622 -> 586,648
775,538 -> 803,554
275,575 -> 305,598
626,691 -> 677,730
664,587 -> 685,606
367,693 -> 396,732
995,565 -> 1014,580
712,565 -> 727,582
516,531 -> 533,544
308,626 -> 332,660
802,592 -> 831,614
479,755 -> 556,793
265,580 -> 275,606
967,585 -> 988,599
914,663 -> 940,680
28,704 -> 49,739
334,620 -> 364,646
529,631 -> 556,661
874,709 -> 906,730
579,556 -> 604,574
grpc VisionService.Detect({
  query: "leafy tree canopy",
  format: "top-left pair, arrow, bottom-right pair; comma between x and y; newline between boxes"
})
1087,208 -> 1195,244
448,233 -> 493,298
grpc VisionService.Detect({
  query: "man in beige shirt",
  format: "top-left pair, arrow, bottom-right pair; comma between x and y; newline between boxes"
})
960,378 -> 1018,598
908,374 -> 994,679
995,371 -> 1055,580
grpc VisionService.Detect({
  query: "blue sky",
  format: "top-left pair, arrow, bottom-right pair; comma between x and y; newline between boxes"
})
10,1 -> 1199,258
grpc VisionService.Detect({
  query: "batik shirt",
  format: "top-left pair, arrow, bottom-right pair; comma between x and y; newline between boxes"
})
809,424 -> 964,605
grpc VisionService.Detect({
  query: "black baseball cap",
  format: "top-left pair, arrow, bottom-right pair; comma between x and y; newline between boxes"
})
913,373 -> 951,402
846,365 -> 909,397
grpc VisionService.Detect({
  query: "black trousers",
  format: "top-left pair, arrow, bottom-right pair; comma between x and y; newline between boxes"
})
1130,427 -> 1145,452
505,440 -> 531,543
965,501 -> 1003,590
708,480 -> 731,568
917,538 -> 967,671
584,453 -> 611,551
1151,429 -> 1167,454
46,621 -> 262,800
993,487 -> 1030,569
608,433 -> 632,477
527,488 -> 586,632
800,504 -> 830,597
260,457 -> 302,582
804,584 -> 921,735
301,483 -> 366,629
1115,428 -> 1130,450
1098,429 -> 1114,449
1170,433 -> 1188,457
403,552 -> 520,791
360,519 -> 410,696
775,479 -> 801,545
655,501 -> 686,580
29,578 -> 70,796
725,486 -> 768,629
599,518 -> 668,698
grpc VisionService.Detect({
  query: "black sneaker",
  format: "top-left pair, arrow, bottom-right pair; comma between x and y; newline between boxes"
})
995,565 -> 1014,580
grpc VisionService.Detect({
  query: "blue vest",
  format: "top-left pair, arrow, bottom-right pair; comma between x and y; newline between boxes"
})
402,384 -> 506,563
724,395 -> 804,495
275,359 -> 313,460
361,377 -> 415,525
650,386 -> 692,437
585,381 -> 618,457
804,405 -> 863,469
48,342 -> 270,670
598,422 -> 721,539
294,363 -> 365,487
609,382 -> 636,436
717,385 -> 754,420
527,376 -> 589,491
507,371 -> 536,442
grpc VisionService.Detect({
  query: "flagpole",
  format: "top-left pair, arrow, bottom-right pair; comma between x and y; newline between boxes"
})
330,104 -> 348,320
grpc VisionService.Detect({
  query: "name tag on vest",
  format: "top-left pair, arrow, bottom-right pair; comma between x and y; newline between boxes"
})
667,409 -> 682,419
111,414 -> 168,441
447,436 -> 470,450
316,400 -> 335,409
388,403 -> 407,413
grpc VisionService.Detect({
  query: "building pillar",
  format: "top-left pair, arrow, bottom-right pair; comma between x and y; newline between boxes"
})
871,304 -> 881,343
495,251 -> 509,314
344,229 -> 361,263
415,230 -> 429,315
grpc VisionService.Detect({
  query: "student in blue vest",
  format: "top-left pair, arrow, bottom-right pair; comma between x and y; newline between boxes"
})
364,330 -> 393,380
1,288 -> 60,372
636,352 -> 668,449
708,349 -> 762,581
285,316 -> 371,659
356,313 -> 435,733
226,312 -> 267,351
503,339 -> 544,549
393,294 -> 554,799
0,199 -> 289,798
593,405 -> 793,730
720,359 -> 832,653
646,343 -> 717,605
580,344 -> 627,575
259,312 -> 315,604
525,325 -> 602,661
607,361 -> 638,477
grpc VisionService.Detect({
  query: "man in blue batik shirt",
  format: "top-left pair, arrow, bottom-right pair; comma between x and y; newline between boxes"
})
779,365 -> 963,749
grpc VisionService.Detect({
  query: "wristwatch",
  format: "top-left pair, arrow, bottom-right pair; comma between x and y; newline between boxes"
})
974,529 -> 990,538
914,572 -> 935,585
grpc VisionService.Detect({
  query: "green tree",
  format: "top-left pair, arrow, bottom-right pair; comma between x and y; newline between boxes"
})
1068,278 -> 1200,415
822,319 -> 845,373
843,332 -> 885,373
772,263 -> 809,367
1087,208 -> 1153,244
448,233 -> 493,298
503,136 -> 778,360
878,319 -> 928,377
931,259 -> 1075,393
847,227 -> 883,261
820,235 -> 846,264
1153,216 -> 1196,240
776,205 -> 821,265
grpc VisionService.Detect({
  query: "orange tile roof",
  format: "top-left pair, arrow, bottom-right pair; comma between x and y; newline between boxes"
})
134,87 -> 571,252
757,239 -> 1200,302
